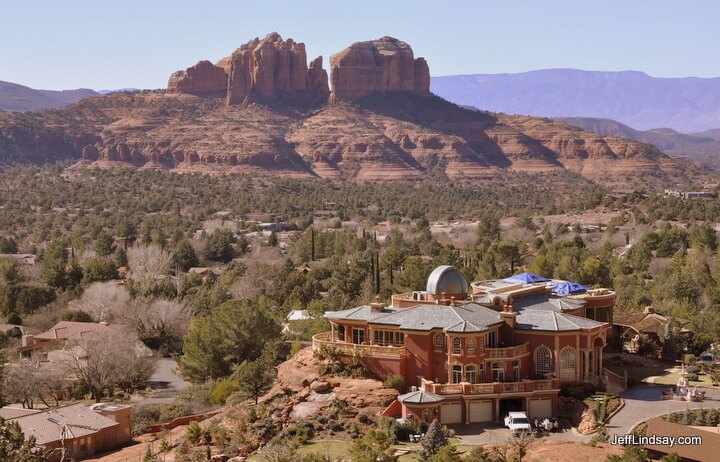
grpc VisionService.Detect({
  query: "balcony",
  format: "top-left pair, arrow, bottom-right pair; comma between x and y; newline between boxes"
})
484,343 -> 529,359
312,332 -> 406,359
420,378 -> 559,396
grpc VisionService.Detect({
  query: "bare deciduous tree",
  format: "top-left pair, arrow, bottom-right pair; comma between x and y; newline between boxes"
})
4,359 -> 65,409
61,330 -> 157,401
127,244 -> 173,293
71,281 -> 129,322
120,298 -> 190,352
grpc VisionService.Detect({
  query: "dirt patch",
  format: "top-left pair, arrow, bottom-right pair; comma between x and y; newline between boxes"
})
524,440 -> 623,462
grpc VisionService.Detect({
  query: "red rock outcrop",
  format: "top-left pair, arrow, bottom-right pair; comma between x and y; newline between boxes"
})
166,33 -> 329,105
167,60 -> 227,96
330,37 -> 431,100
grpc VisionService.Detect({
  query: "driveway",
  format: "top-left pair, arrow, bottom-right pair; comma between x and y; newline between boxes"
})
132,358 -> 190,405
450,421 -> 590,445
606,385 -> 720,435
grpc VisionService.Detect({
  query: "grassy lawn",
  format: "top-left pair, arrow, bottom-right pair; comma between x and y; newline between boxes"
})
606,363 -> 719,387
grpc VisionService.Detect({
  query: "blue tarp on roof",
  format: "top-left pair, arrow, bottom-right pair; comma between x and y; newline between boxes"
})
503,272 -> 550,284
548,281 -> 591,295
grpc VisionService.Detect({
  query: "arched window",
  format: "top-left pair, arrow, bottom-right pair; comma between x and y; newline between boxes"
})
452,364 -> 463,383
465,365 -> 477,383
559,347 -> 577,381
534,346 -> 552,377
452,337 -> 462,355
434,334 -> 444,351
466,338 -> 476,356
422,409 -> 431,422
492,362 -> 504,382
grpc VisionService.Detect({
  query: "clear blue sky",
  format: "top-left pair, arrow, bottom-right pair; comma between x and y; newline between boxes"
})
3,0 -> 718,90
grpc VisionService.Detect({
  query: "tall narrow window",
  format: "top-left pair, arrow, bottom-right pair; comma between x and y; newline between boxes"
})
492,362 -> 504,382
452,337 -> 462,355
452,364 -> 463,383
559,347 -> 577,381
467,338 -> 476,356
479,363 -> 485,383
465,365 -> 477,384
352,328 -> 365,345
396,332 -> 404,346
434,334 -> 444,351
513,360 -> 520,382
486,331 -> 496,348
337,325 -> 345,341
374,330 -> 384,345
534,345 -> 552,377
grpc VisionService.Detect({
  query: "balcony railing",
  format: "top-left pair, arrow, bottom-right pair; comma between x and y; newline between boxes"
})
312,332 -> 406,359
484,343 -> 529,359
420,378 -> 560,396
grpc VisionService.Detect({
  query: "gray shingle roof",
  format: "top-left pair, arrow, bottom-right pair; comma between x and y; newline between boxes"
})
515,310 -> 605,331
325,305 -> 399,322
367,302 -> 503,332
510,294 -> 586,313
397,390 -> 444,404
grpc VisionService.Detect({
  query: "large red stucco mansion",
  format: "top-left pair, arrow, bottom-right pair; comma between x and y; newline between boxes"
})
313,266 -> 622,425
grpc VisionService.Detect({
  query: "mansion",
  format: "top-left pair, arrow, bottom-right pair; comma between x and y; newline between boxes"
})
313,266 -> 620,425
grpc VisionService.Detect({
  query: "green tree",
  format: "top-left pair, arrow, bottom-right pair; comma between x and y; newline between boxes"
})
349,429 -> 397,462
205,229 -> 237,263
427,445 -> 462,462
179,299 -> 281,382
172,239 -> 199,273
0,418 -> 43,461
41,240 -> 70,289
82,257 -> 118,284
418,419 -> 449,461
0,237 -> 18,254
94,230 -> 115,256
233,348 -> 277,404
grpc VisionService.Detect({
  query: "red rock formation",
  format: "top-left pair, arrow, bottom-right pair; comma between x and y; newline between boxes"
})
166,33 -> 329,105
167,60 -> 227,96
330,37 -> 431,99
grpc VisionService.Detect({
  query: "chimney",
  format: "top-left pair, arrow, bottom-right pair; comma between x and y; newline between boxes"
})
370,295 -> 385,312
501,305 -> 516,327
644,306 -> 655,314
450,296 -> 456,306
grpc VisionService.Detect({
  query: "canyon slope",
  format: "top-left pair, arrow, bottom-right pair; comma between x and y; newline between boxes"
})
0,34 -> 686,188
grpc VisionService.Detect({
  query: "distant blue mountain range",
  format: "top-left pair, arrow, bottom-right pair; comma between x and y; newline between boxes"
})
431,69 -> 720,133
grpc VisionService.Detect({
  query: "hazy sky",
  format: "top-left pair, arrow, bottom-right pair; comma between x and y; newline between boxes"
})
3,0 -> 719,90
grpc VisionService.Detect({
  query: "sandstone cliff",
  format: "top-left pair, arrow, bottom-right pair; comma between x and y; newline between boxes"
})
167,33 -> 329,105
330,37 -> 431,100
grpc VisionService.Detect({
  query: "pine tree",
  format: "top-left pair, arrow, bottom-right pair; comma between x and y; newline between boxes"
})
418,419 -> 448,461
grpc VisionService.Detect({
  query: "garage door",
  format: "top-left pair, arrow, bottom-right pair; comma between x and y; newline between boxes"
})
528,398 -> 552,419
440,403 -> 462,424
468,400 -> 493,423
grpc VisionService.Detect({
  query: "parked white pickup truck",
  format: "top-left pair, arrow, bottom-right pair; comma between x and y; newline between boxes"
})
504,411 -> 532,436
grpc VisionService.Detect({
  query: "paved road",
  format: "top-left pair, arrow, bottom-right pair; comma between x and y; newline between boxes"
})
132,358 -> 190,405
606,385 -> 720,436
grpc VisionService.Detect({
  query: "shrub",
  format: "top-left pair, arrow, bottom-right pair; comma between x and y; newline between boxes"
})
686,365 -> 701,374
686,373 -> 699,381
684,354 -> 697,364
209,380 -> 240,405
383,374 -> 406,392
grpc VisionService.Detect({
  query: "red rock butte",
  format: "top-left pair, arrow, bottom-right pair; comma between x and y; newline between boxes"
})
167,32 -> 330,104
167,33 -> 431,104
330,36 -> 430,99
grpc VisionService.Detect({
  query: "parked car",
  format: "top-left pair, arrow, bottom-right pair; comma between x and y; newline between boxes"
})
504,411 -> 532,436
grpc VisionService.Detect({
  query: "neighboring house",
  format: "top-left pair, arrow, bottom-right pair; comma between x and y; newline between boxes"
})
0,253 -> 36,265
3,403 -> 132,461
644,417 -> 719,461
188,267 -> 223,278
315,266 -> 617,425
613,306 -> 691,355
284,309 -> 311,333
18,321 -> 129,358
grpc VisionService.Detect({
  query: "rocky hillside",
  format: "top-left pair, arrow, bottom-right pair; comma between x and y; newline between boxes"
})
0,80 -> 99,112
556,116 -> 720,167
0,33 -> 687,187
